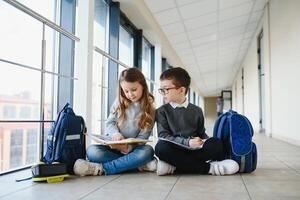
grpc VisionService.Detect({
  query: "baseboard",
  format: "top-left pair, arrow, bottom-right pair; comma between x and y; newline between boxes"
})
271,133 -> 300,147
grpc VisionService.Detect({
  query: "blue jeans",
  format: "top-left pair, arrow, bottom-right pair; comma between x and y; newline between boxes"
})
86,144 -> 154,175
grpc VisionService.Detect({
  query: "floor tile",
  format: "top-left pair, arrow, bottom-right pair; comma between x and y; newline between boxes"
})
245,179 -> 300,198
242,168 -> 300,181
167,191 -> 250,200
0,169 -> 36,198
81,173 -> 178,200
0,175 -> 119,200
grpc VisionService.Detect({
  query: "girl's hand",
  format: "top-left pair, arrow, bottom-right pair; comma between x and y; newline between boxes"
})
112,133 -> 124,141
109,144 -> 129,154
188,137 -> 204,148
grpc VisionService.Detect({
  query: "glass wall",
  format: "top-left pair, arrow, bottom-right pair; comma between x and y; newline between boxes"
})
0,0 -> 77,173
1,0 -> 166,174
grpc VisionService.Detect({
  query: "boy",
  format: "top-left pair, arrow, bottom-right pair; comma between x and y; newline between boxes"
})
155,67 -> 239,176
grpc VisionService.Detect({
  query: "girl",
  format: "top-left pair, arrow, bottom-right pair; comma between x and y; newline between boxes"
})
74,68 -> 157,176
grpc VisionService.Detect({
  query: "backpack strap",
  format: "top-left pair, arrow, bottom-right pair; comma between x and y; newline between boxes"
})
213,115 -> 222,138
49,103 -> 70,162
80,116 -> 87,134
213,112 -> 227,138
15,177 -> 32,182
217,113 -> 228,139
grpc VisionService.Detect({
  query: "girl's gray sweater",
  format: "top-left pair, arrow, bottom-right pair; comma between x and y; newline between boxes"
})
106,101 -> 152,139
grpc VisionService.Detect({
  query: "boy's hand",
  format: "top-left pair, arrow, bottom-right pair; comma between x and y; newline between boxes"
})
112,133 -> 124,141
188,137 -> 204,148
109,144 -> 129,153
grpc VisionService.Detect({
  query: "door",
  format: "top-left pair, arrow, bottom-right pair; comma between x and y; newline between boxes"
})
258,31 -> 266,132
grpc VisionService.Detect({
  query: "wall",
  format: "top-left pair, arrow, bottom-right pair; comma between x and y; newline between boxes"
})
242,37 -> 260,132
232,0 -> 300,146
269,0 -> 300,145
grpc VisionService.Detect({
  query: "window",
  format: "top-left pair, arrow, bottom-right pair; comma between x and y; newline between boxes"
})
119,25 -> 134,71
93,0 -> 109,134
221,90 -> 232,112
0,1 -> 42,68
26,129 -> 38,165
162,58 -> 170,72
3,105 -> 16,119
20,106 -> 31,119
106,1 -> 120,113
193,92 -> 196,104
10,130 -> 23,168
188,89 -> 191,102
16,0 -> 56,23
0,0 -> 77,173
142,38 -> 155,92
94,0 -> 109,51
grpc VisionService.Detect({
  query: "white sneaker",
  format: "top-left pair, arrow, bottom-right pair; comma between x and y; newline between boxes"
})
73,159 -> 103,176
209,159 -> 239,176
138,158 -> 158,172
156,160 -> 176,176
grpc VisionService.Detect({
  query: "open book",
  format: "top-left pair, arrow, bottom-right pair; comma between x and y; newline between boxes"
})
85,133 -> 151,145
158,137 -> 207,150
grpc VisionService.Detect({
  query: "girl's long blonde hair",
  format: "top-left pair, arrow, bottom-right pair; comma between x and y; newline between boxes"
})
115,68 -> 155,133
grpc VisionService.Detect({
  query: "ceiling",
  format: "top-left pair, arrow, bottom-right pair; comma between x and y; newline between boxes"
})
144,0 -> 266,96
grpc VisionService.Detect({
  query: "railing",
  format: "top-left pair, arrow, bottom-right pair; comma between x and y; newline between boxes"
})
94,46 -> 156,84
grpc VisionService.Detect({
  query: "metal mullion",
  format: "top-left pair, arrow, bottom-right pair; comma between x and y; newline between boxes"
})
97,85 -> 109,89
0,58 -> 78,80
39,23 -> 46,161
0,120 -> 54,123
94,47 -> 157,85
100,54 -> 107,134
97,119 -> 107,122
3,0 -> 79,42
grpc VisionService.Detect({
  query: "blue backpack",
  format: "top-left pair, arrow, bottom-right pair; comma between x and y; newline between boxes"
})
43,103 -> 86,174
213,110 -> 257,173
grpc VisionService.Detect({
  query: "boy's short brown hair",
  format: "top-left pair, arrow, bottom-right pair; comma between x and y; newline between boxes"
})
160,67 -> 191,94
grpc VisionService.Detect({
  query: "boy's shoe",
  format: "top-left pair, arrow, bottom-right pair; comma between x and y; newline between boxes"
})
209,159 -> 239,176
138,158 -> 158,172
156,160 -> 176,176
73,159 -> 103,176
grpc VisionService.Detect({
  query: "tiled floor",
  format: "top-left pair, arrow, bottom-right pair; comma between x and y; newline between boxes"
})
1,133 -> 300,200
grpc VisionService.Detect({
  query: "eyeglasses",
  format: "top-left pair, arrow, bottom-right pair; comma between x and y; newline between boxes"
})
158,87 -> 178,95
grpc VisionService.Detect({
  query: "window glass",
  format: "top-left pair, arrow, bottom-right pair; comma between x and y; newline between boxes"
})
92,0 -> 109,135
20,106 -> 31,119
16,0 -> 56,23
118,25 -> 133,75
26,129 -> 38,165
10,130 -> 23,168
142,39 -> 152,89
94,0 -> 109,51
3,106 -> 17,119
0,1 -> 42,68
142,39 -> 151,79
0,63 -> 41,121
0,0 -> 75,174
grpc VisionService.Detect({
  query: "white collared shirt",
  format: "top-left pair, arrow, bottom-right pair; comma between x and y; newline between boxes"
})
169,98 -> 189,109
